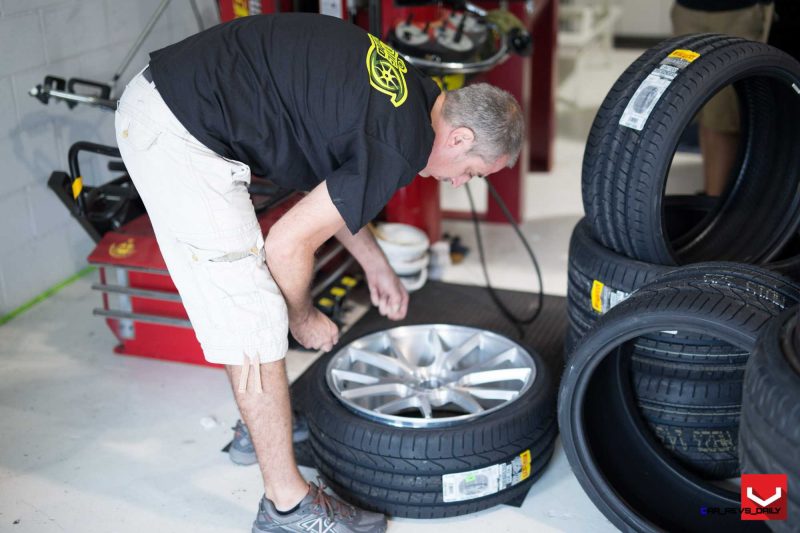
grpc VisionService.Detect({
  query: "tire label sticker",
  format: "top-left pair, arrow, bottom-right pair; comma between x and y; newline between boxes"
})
591,280 -> 631,314
667,49 -> 700,63
619,48 -> 700,131
442,449 -> 531,502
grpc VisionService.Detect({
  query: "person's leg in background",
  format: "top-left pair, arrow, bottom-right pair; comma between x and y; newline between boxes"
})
672,2 -> 774,196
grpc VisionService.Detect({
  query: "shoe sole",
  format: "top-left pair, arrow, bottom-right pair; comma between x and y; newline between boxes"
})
229,446 -> 257,466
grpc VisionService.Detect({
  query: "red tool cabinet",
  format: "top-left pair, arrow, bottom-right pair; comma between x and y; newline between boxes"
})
87,193 -> 353,367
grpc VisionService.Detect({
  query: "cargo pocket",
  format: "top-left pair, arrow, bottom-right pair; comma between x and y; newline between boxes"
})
176,237 -> 284,338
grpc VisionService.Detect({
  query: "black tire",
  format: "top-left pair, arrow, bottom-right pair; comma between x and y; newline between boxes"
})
567,217 -> 750,478
767,233 -> 800,283
559,263 -> 800,532
663,194 -> 718,246
582,34 -> 800,265
631,354 -> 744,479
566,218 -> 669,352
739,308 -> 800,532
304,332 -> 557,518
567,201 -> 732,346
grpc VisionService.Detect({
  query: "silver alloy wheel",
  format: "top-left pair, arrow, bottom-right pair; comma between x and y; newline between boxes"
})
325,325 -> 537,428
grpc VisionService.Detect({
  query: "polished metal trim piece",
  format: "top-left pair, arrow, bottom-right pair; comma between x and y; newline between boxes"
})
89,262 -> 169,274
91,283 -> 182,301
93,308 -> 192,328
401,39 -> 510,75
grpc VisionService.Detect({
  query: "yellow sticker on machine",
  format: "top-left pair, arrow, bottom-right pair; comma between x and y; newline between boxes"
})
668,49 -> 700,63
109,238 -> 136,259
330,286 -> 347,298
72,176 -> 83,200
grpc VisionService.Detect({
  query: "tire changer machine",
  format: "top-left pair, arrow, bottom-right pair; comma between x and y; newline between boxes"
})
45,0 -> 544,367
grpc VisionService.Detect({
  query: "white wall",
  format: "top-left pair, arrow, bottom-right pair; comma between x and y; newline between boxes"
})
0,0 -> 217,315
613,0 -> 674,37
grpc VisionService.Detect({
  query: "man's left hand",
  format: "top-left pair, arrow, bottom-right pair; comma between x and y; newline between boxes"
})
366,266 -> 409,320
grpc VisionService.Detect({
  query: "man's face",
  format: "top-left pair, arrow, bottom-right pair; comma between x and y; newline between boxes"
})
419,125 -> 510,188
419,151 -> 509,188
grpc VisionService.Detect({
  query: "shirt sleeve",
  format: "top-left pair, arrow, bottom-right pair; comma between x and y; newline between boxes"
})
325,132 -> 416,234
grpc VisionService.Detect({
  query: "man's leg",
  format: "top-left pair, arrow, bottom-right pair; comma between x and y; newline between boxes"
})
699,126 -> 739,197
226,360 -> 309,510
116,67 -> 386,533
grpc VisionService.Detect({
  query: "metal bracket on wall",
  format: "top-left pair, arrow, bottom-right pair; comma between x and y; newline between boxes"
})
28,0 -> 207,111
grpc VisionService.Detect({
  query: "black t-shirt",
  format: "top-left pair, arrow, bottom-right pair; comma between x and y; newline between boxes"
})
149,13 -> 441,233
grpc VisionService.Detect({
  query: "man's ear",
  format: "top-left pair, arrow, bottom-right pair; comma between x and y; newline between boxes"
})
446,126 -> 475,149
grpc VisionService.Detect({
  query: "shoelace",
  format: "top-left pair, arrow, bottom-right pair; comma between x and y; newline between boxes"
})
311,480 -> 355,521
232,421 -> 247,440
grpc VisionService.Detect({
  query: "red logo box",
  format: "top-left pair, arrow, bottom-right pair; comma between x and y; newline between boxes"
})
741,474 -> 788,521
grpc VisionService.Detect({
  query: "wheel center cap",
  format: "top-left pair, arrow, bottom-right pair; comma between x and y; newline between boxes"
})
419,378 -> 443,389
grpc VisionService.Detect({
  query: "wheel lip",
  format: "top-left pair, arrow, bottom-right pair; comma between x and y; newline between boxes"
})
558,308 -> 764,533
325,324 -> 538,429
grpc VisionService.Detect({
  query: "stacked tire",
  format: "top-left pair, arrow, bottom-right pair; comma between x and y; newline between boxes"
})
740,307 -> 800,532
304,325 -> 558,518
561,33 -> 800,530
561,263 -> 800,531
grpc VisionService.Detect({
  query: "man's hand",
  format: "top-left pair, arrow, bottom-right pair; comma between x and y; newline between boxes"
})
366,265 -> 409,320
332,224 -> 411,321
289,308 -> 340,352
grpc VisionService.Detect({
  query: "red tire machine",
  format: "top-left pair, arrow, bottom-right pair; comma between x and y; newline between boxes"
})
49,142 -> 356,367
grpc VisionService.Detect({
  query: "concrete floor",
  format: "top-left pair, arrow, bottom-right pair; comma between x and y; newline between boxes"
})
0,46 -> 705,532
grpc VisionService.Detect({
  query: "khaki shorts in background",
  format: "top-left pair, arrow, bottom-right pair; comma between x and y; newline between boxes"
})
671,2 -> 774,132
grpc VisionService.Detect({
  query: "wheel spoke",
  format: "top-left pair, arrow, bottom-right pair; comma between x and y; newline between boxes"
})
427,329 -> 447,367
347,347 -> 414,377
457,368 -> 531,386
340,383 -> 410,400
374,395 -> 420,415
418,396 -> 433,418
458,387 -> 518,401
445,388 -> 486,413
440,333 -> 482,370
450,347 -> 519,379
386,335 -> 414,368
330,368 -> 381,385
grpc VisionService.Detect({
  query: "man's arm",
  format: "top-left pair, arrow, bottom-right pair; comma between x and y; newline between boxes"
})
334,226 -> 409,320
264,181 -> 345,352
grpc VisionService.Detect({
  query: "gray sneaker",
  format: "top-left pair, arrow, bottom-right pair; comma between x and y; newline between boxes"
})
229,414 -> 310,466
229,420 -> 257,465
252,481 -> 387,533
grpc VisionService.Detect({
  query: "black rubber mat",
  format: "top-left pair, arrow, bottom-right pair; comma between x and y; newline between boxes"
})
294,280 -> 566,396
290,281 -> 568,488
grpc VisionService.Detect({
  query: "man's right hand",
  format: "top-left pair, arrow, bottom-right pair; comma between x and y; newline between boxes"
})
289,308 -> 340,352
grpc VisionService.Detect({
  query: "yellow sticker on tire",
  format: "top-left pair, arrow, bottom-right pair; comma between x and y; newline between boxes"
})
668,49 -> 700,63
591,280 -> 605,313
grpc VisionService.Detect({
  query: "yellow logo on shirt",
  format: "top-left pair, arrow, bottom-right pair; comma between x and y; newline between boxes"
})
366,34 -> 408,108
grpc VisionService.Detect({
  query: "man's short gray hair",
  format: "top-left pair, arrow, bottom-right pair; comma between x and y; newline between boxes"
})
441,83 -> 525,168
